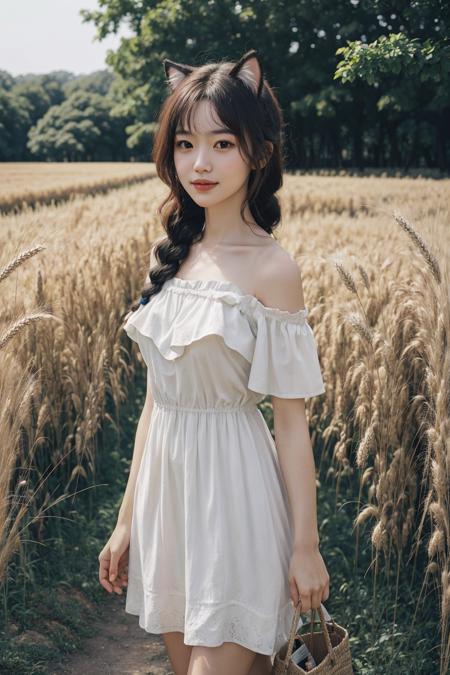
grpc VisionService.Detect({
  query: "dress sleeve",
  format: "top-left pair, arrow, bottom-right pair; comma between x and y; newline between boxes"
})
247,306 -> 325,399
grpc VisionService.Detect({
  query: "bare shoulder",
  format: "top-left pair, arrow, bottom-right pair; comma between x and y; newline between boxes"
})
255,241 -> 305,312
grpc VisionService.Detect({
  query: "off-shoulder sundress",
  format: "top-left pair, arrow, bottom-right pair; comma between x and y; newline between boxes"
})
122,276 -> 325,657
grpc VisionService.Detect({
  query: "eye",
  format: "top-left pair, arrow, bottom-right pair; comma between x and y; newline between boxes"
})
175,140 -> 192,149
174,139 -> 235,150
216,140 -> 234,149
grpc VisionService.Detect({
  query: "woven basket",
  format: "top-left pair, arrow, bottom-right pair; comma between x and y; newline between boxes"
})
271,602 -> 353,674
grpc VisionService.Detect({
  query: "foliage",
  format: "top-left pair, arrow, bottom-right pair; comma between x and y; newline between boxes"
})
80,0 -> 450,168
0,71 -> 131,162
1,1 -> 449,163
0,89 -> 32,160
27,90 -> 130,161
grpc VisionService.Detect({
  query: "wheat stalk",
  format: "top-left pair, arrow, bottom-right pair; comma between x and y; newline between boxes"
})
334,260 -> 358,294
0,312 -> 59,350
0,245 -> 46,284
393,211 -> 441,283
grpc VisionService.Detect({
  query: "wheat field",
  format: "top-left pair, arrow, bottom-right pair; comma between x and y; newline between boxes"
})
1,167 -> 449,672
0,162 -> 157,214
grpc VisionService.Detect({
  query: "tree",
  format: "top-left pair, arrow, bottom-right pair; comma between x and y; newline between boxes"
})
0,89 -> 31,160
27,90 -> 129,161
81,0 -> 450,169
334,1 -> 450,169
64,70 -> 116,97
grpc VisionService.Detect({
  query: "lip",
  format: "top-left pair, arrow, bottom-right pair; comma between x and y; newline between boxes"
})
191,180 -> 218,185
191,181 -> 218,192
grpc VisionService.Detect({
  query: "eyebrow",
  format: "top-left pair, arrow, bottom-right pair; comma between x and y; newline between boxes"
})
175,127 -> 234,135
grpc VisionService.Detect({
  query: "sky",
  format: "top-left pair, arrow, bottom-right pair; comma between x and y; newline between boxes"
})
0,0 -> 133,77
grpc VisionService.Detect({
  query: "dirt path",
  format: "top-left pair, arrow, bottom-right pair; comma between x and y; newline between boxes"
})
48,593 -> 174,675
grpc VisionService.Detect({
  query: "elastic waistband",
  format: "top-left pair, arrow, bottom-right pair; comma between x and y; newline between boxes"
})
153,399 -> 257,414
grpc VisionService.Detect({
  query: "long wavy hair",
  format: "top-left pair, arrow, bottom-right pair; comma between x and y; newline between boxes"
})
128,48 -> 286,313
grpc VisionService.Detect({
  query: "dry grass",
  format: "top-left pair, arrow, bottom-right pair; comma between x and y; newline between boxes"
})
0,169 -> 449,671
0,162 -> 157,214
277,181 -> 449,672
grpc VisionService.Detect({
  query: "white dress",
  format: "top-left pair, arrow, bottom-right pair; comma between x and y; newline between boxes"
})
122,276 -> 325,656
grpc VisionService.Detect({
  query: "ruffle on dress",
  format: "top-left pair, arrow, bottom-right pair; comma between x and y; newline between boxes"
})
123,276 -> 325,400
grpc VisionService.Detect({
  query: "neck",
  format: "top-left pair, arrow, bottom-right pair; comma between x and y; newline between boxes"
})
202,185 -> 257,246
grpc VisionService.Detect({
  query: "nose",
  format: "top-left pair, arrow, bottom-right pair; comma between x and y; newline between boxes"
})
193,145 -> 212,172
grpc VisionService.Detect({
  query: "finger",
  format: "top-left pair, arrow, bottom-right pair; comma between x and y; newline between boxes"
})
110,575 -> 124,594
99,574 -> 113,593
98,558 -> 113,593
109,552 -> 118,583
311,587 -> 322,611
118,563 -> 129,581
114,561 -> 128,592
117,565 -> 128,586
289,577 -> 299,605
300,591 -> 311,614
322,580 -> 330,602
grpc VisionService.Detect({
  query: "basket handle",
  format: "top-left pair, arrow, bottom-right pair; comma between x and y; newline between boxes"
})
281,601 -> 336,670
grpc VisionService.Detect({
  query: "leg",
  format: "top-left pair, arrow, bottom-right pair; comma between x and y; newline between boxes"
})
187,642 -> 258,675
162,631 -> 193,675
247,653 -> 273,675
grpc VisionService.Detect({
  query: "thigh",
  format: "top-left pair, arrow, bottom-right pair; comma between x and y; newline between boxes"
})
247,653 -> 273,675
187,641 -> 257,675
162,631 -> 193,675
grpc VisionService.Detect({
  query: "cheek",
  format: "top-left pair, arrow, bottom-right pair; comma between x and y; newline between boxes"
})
222,150 -> 250,177
174,152 -> 188,175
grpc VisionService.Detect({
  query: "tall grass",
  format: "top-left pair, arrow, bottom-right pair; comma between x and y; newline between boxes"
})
280,194 -> 449,672
0,171 -> 449,671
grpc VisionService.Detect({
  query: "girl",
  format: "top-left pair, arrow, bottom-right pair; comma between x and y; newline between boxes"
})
98,49 -> 330,675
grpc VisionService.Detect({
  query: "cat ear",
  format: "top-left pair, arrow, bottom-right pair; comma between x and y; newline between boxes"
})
229,49 -> 264,97
163,58 -> 194,91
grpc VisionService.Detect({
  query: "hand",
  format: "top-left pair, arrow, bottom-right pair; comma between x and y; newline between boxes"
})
98,522 -> 131,595
288,543 -> 330,614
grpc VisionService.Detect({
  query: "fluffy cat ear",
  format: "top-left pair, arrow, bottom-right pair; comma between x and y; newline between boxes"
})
163,58 -> 194,91
229,49 -> 264,97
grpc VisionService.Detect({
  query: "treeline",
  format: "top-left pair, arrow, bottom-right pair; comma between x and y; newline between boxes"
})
0,70 -> 136,162
2,0 -> 449,169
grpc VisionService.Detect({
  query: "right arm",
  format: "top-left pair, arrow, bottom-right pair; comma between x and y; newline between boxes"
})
98,237 -> 163,593
98,374 -> 154,595
116,235 -> 164,527
116,370 -> 154,528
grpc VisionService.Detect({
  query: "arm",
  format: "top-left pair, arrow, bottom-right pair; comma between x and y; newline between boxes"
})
272,397 -> 320,550
258,252 -> 329,612
99,239 -> 162,594
116,236 -> 164,526
116,369 -> 154,527
98,377 -> 153,594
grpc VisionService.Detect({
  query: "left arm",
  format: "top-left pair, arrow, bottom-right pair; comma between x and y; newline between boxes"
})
257,251 -> 330,613
272,396 -> 329,612
272,397 -> 320,550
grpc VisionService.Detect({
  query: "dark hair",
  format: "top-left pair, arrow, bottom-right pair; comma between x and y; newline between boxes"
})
128,49 -> 286,313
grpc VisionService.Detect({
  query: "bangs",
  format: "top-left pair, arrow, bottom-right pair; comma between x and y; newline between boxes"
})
174,92 -> 243,141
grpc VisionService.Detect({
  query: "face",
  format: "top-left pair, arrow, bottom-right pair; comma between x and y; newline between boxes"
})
173,99 -> 252,207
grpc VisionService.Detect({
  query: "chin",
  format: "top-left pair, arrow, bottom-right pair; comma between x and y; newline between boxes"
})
190,192 -> 225,206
